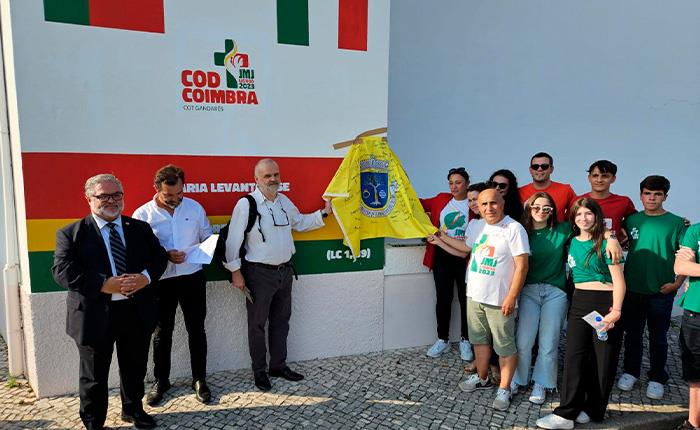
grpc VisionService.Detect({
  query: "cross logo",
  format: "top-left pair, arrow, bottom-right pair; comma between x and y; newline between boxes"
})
214,39 -> 250,89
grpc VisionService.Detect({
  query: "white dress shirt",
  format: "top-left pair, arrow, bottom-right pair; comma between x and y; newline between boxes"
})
92,214 -> 151,301
132,196 -> 213,280
224,188 -> 325,272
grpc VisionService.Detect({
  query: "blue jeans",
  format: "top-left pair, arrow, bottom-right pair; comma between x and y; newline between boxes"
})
621,290 -> 675,383
514,283 -> 568,388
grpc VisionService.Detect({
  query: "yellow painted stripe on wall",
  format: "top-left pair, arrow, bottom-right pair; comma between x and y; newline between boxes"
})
27,216 -> 343,252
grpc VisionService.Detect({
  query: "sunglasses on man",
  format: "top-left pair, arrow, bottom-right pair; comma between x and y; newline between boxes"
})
530,163 -> 551,171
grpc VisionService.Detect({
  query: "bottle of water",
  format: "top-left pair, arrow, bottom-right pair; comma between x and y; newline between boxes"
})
595,315 -> 608,341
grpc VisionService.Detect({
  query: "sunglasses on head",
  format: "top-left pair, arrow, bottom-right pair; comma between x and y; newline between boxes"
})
531,205 -> 553,214
530,163 -> 551,171
449,167 -> 466,175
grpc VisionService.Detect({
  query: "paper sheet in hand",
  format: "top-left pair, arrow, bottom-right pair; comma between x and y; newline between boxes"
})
582,310 -> 605,330
183,234 -> 219,264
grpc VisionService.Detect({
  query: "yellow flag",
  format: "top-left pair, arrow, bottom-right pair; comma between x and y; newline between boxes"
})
324,136 -> 437,258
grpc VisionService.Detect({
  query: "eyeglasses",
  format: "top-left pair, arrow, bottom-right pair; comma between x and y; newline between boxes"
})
492,181 -> 508,190
92,192 -> 124,202
530,163 -> 551,171
531,205 -> 553,214
265,201 -> 290,227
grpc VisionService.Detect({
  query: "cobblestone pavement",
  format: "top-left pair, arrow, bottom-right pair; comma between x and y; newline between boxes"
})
0,319 -> 689,429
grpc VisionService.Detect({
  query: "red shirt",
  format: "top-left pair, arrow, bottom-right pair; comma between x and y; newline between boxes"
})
519,181 -> 577,222
579,192 -> 636,238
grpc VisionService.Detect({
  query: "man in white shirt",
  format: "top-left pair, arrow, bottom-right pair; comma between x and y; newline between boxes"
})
429,189 -> 529,411
224,158 -> 332,391
133,165 -> 213,406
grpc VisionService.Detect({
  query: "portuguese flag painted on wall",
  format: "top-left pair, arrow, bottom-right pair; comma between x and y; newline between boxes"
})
43,0 -> 165,34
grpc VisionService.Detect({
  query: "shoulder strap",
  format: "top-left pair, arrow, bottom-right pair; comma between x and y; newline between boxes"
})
243,194 -> 259,235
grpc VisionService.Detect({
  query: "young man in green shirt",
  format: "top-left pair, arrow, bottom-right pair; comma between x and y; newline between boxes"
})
617,176 -> 686,400
675,221 -> 700,430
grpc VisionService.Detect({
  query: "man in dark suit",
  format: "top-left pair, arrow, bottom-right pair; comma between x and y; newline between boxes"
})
52,174 -> 168,430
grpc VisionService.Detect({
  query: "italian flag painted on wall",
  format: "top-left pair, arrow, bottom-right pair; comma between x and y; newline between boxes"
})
43,0 -> 369,50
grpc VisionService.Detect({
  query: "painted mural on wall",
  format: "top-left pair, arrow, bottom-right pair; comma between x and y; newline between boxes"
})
17,1 -> 389,292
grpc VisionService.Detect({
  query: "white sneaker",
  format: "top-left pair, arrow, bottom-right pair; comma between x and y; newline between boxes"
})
529,383 -> 546,405
459,338 -> 474,361
575,411 -> 590,424
616,373 -> 638,391
492,388 -> 511,411
536,413 -> 574,430
459,373 -> 493,392
426,339 -> 449,358
646,381 -> 665,399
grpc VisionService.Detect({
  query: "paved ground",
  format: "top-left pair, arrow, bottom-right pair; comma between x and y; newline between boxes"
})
0,319 -> 690,429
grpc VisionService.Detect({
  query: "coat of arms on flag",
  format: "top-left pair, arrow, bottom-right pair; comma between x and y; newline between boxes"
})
324,135 -> 436,259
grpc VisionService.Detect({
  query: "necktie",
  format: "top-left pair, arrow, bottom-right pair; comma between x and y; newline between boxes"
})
107,222 -> 127,275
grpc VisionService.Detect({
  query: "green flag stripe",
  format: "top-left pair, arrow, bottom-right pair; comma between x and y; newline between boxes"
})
276,0 -> 309,46
28,238 -> 384,293
44,0 -> 90,26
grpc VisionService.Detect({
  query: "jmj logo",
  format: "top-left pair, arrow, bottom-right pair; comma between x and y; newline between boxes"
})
630,227 -> 639,240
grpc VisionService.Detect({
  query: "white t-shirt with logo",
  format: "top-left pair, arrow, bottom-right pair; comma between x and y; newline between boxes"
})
439,198 -> 470,240
464,216 -> 530,307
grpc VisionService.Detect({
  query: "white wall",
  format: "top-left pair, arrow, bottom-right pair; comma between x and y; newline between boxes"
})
24,246 -> 462,397
388,1 -> 700,220
0,181 -> 6,341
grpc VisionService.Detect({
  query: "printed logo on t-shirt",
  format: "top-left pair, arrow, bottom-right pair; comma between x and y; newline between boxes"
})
567,254 -> 576,269
441,211 -> 467,239
470,234 -> 497,276
630,227 -> 639,240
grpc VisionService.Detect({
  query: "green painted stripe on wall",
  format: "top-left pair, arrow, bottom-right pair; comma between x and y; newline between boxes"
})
29,238 -> 384,293
276,0 -> 309,46
44,0 -> 90,26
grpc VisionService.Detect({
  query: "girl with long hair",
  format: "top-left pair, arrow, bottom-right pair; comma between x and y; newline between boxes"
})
537,198 -> 626,429
489,169 -> 524,221
512,192 -> 571,404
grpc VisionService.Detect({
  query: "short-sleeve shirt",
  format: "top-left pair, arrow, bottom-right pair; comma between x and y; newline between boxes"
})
519,182 -> 577,222
439,198 -> 470,240
526,221 -> 573,290
567,238 -> 622,284
579,192 -> 636,238
465,216 -> 530,306
624,211 -> 686,294
678,224 -> 700,312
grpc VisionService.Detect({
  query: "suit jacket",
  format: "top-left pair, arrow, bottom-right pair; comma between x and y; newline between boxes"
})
52,214 -> 168,346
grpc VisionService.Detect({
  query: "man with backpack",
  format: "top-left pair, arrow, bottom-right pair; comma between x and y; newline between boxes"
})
223,158 -> 332,391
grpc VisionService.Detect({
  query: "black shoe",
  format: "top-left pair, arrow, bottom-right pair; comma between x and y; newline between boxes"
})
254,371 -> 272,391
192,379 -> 211,403
121,410 -> 157,429
145,380 -> 171,406
269,366 -> 304,382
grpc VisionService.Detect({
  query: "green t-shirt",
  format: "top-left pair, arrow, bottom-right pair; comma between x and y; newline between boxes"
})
567,238 -> 622,283
678,224 -> 700,312
526,222 -> 572,290
624,211 -> 686,294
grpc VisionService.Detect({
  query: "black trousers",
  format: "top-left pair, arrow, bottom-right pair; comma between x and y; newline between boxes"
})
432,247 -> 468,340
621,290 -> 674,383
554,289 -> 623,422
76,299 -> 152,430
243,262 -> 293,373
152,270 -> 208,383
